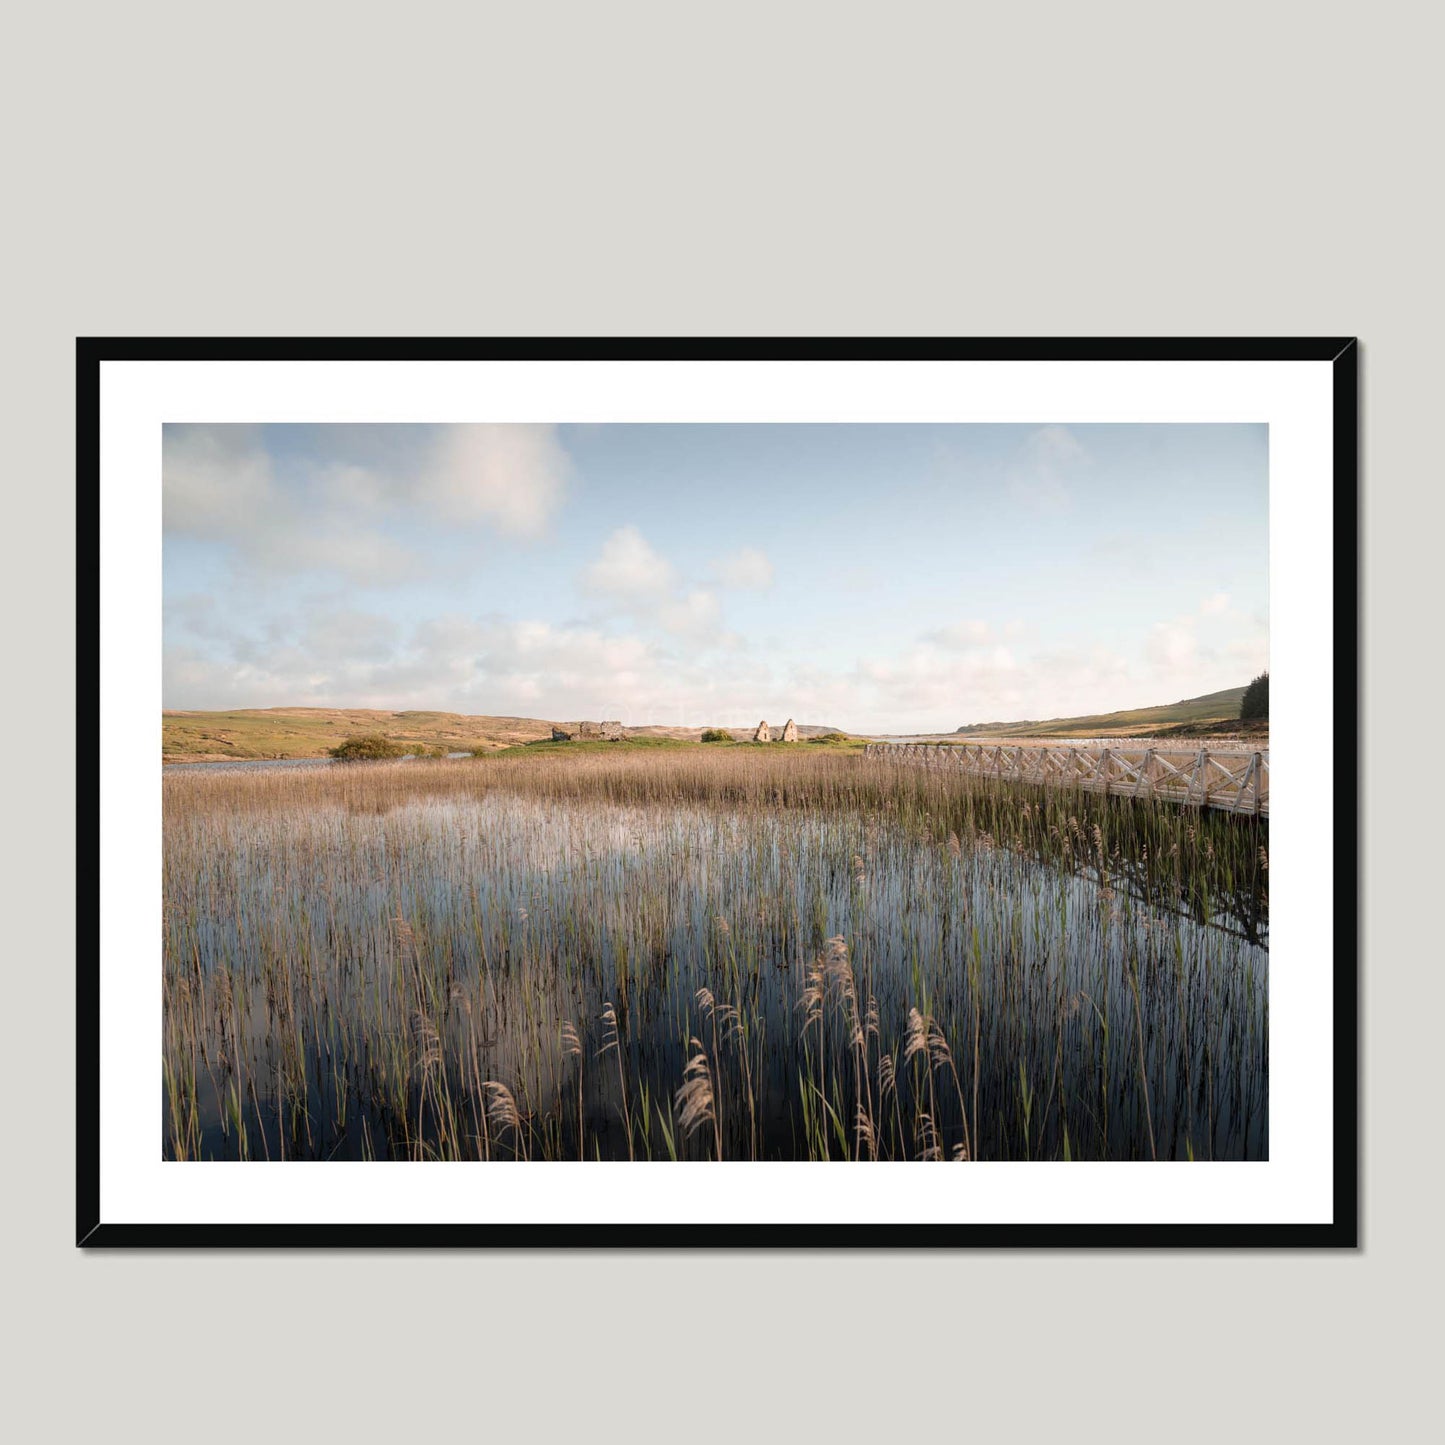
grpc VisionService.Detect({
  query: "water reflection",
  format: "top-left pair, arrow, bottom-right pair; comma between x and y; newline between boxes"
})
164,793 -> 1268,1162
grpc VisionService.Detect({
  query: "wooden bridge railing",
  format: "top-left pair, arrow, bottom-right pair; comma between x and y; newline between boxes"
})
863,741 -> 1269,816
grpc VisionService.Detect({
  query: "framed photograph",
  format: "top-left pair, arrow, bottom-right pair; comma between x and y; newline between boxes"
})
79,338 -> 1358,1247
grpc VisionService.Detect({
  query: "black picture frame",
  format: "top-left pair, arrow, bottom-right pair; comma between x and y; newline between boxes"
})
78,336 -> 1359,1248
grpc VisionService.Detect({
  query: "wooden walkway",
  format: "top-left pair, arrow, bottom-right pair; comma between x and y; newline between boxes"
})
863,741 -> 1269,816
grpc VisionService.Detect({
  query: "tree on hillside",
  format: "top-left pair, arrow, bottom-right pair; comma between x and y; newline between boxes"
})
1240,672 -> 1269,721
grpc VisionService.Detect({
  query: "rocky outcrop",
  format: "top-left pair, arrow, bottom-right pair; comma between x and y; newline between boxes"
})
753,720 -> 771,743
781,718 -> 798,742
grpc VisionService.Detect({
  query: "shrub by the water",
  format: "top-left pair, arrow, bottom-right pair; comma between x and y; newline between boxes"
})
1240,672 -> 1269,720
328,733 -> 406,761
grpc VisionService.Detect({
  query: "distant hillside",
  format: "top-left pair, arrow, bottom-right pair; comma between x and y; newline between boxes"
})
162,708 -> 844,761
163,708 -> 554,761
953,686 -> 1255,740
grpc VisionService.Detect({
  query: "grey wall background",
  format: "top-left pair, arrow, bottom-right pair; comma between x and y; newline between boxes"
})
4,3 -> 1435,1440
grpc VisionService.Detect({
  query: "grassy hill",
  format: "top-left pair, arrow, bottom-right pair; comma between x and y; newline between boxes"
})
952,686 -> 1257,740
162,708 -> 846,761
162,708 -> 557,761
163,688 -> 1258,761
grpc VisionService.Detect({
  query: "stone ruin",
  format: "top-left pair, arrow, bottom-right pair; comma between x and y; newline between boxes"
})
576,720 -> 625,741
781,718 -> 798,742
753,720 -> 771,743
551,726 -> 572,741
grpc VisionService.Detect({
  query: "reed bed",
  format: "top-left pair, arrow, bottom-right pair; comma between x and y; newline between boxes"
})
162,748 -> 1267,1161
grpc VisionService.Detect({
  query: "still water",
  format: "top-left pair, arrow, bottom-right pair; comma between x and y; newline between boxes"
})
163,791 -> 1268,1161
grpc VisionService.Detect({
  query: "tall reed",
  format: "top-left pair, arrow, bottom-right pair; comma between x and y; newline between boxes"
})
162,749 -> 1268,1161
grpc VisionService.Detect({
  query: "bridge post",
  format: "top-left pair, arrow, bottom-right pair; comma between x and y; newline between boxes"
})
1136,747 -> 1154,799
1190,747 -> 1208,806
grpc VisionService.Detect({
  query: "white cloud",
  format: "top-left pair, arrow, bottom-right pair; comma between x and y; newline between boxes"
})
926,619 -> 992,649
164,429 -> 419,582
163,423 -> 571,584
163,426 -> 277,537
1140,600 -> 1269,706
314,461 -> 391,517
163,589 -> 1271,735
660,588 -> 723,637
272,527 -> 420,583
164,605 -> 733,723
1146,619 -> 1199,670
425,425 -> 569,536
856,642 -> 1024,720
581,528 -> 731,642
711,547 -> 775,591
1007,424 -> 1086,512
582,525 -> 678,600
300,609 -> 401,661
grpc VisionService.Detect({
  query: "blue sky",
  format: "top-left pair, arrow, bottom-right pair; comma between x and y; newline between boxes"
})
163,422 -> 1268,732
